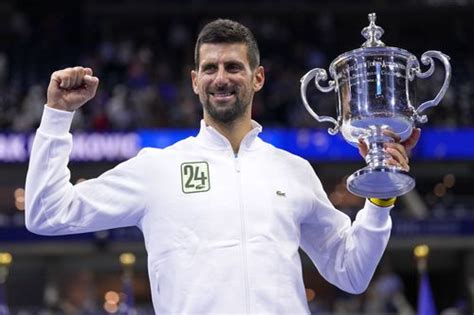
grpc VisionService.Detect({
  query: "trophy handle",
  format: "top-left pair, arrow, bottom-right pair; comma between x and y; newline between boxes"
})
300,68 -> 340,135
410,51 -> 451,123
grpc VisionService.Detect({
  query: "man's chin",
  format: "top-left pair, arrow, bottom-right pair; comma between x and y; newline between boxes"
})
207,108 -> 240,124
211,112 -> 239,124
204,100 -> 246,124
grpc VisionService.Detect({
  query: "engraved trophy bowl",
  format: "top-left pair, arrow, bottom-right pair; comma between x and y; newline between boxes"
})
301,13 -> 451,199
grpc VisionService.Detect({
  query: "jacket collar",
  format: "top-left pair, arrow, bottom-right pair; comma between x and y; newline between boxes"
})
195,119 -> 263,152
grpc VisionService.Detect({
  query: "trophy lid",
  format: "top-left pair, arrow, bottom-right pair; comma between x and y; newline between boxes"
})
361,13 -> 385,48
329,12 -> 414,73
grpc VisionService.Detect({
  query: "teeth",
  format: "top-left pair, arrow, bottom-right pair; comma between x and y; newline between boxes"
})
214,92 -> 232,97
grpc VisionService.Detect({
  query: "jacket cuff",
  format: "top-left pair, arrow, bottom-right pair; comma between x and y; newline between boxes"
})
38,105 -> 75,136
360,199 -> 392,228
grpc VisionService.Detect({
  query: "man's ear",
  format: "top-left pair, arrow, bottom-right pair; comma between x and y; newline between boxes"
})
253,66 -> 265,92
191,70 -> 199,95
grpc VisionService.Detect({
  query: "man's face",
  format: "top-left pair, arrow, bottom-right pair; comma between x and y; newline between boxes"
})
191,43 -> 264,124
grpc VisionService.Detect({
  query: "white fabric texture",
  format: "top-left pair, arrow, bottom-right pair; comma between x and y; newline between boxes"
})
26,105 -> 392,315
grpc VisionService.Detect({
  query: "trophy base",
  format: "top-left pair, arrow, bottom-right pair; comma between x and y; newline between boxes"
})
347,166 -> 415,199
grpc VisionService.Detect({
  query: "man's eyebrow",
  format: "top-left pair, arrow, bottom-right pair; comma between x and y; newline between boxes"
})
200,61 -> 216,69
199,60 -> 245,70
225,60 -> 245,67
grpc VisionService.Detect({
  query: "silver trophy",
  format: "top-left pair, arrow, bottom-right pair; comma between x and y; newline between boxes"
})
301,13 -> 451,199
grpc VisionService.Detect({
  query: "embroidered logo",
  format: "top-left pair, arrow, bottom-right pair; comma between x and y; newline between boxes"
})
181,162 -> 210,193
276,190 -> 286,197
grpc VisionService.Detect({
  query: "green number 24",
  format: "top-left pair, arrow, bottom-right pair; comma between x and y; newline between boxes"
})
183,165 -> 208,189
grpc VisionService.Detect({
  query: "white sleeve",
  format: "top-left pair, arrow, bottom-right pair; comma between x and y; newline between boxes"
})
25,105 -> 148,235
299,162 -> 392,294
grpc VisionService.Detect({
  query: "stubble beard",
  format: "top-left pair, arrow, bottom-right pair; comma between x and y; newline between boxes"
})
203,93 -> 249,125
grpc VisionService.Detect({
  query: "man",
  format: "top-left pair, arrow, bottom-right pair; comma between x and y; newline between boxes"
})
26,19 -> 419,314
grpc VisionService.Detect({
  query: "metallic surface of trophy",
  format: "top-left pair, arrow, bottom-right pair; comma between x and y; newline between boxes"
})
301,13 -> 451,199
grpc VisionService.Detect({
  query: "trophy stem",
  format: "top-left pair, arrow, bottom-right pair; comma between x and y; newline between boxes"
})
364,125 -> 393,169
347,125 -> 415,199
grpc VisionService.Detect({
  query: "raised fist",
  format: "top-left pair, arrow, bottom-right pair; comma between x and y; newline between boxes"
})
47,67 -> 99,112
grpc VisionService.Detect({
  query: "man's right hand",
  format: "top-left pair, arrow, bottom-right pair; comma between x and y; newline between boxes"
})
47,67 -> 99,112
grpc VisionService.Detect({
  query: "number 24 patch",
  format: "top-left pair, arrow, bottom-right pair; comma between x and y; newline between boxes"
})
181,162 -> 210,193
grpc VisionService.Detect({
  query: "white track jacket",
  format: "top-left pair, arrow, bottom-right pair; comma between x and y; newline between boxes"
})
26,106 -> 393,315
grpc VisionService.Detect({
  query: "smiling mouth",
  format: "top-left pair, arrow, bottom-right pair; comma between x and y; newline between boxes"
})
209,91 -> 236,103
210,91 -> 235,97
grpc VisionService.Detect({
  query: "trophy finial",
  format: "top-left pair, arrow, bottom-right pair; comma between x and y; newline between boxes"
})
361,12 -> 385,48
368,13 -> 376,23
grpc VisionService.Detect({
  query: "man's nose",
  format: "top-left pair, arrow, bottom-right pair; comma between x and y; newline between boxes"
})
214,67 -> 229,87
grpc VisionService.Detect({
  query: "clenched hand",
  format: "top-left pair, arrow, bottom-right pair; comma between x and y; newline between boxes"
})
47,66 -> 99,112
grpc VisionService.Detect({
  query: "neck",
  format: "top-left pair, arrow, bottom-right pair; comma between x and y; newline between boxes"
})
204,115 -> 253,154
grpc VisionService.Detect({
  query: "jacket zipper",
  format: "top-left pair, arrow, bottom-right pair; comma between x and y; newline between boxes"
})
235,155 -> 250,314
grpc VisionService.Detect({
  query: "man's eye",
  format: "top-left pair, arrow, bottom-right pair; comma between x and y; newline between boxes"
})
227,65 -> 241,72
202,66 -> 216,73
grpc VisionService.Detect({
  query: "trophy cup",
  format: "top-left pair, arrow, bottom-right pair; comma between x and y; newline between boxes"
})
300,13 -> 451,199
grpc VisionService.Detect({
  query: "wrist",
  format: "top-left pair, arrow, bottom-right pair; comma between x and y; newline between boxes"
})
46,103 -> 74,112
368,197 -> 397,207
39,104 -> 75,135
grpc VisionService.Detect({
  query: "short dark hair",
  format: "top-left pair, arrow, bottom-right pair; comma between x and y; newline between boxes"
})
194,19 -> 260,70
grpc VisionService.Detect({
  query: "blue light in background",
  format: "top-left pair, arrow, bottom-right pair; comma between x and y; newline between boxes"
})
413,128 -> 474,160
138,128 -> 474,161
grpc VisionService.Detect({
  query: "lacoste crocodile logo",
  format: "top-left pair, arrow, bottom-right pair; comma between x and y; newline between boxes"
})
276,191 -> 286,197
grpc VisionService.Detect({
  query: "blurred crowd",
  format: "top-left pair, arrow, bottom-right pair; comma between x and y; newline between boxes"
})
0,3 -> 472,132
6,259 -> 470,315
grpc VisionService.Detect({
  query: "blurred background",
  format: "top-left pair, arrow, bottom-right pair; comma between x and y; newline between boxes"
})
0,0 -> 473,314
